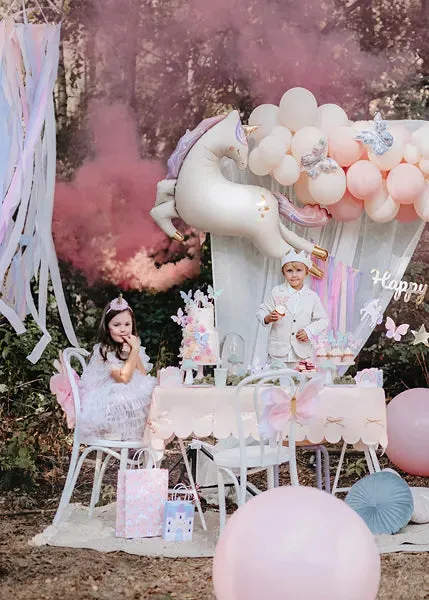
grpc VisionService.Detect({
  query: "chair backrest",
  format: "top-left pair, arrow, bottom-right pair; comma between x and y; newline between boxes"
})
62,347 -> 90,429
233,369 -> 320,503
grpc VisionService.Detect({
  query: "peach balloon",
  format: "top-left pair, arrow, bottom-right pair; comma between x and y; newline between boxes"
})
328,126 -> 363,167
258,135 -> 286,168
368,137 -> 404,171
279,87 -> 318,132
315,103 -> 348,135
308,169 -> 346,206
272,155 -> 300,186
365,184 -> 399,222
329,192 -> 364,222
403,143 -> 420,165
294,173 -> 315,205
249,104 -> 280,143
415,183 -> 429,221
416,136 -> 429,159
418,158 -> 429,175
347,160 -> 383,200
270,125 -> 293,152
386,163 -> 425,205
396,204 -> 419,223
291,127 -> 325,161
248,149 -> 271,176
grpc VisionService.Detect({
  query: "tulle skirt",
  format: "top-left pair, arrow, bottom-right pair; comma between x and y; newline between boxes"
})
79,373 -> 156,441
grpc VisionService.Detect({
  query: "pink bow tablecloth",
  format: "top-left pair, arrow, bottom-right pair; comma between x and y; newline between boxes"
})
147,385 -> 388,450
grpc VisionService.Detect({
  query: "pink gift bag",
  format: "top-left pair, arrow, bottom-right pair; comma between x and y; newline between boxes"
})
116,451 -> 168,538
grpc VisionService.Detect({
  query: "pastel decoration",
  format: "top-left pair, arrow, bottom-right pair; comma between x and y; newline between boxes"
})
248,148 -> 271,176
365,185 -> 399,223
329,191 -> 364,222
416,135 -> 429,159
396,204 -> 419,223
368,135 -> 404,171
386,163 -> 425,205
385,316 -> 409,341
411,124 -> 429,145
354,368 -> 383,388
386,388 -> 429,476
403,143 -> 420,164
50,369 -> 79,428
248,104 -> 280,142
345,472 -> 414,535
213,486 -> 381,600
270,125 -> 293,152
355,113 -> 393,156
293,173 -> 315,205
328,126 -> 363,167
308,169 -> 346,205
418,158 -> 429,175
279,87 -> 318,132
415,183 -> 429,221
290,127 -> 326,161
258,135 -> 285,168
346,160 -> 382,200
272,155 -> 300,186
315,103 -> 348,135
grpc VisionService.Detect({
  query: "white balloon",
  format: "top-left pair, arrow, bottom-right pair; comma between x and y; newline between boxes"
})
279,87 -> 318,132
368,138 -> 404,171
315,104 -> 348,135
249,104 -> 280,142
419,158 -> 429,175
365,184 -> 399,222
291,127 -> 326,161
271,125 -> 293,152
404,143 -> 420,164
415,183 -> 429,221
258,136 -> 286,168
417,136 -> 429,159
248,148 -> 271,176
411,124 -> 429,145
308,170 -> 346,206
293,173 -> 315,205
272,155 -> 300,186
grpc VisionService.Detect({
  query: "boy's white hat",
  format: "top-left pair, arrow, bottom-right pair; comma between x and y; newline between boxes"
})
281,249 -> 312,269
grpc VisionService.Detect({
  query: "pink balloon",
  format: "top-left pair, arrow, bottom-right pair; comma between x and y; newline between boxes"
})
213,487 -> 380,600
395,203 -> 419,223
386,388 -> 429,476
346,160 -> 382,200
328,127 -> 363,167
329,191 -> 364,222
386,163 -> 425,205
294,173 -> 315,205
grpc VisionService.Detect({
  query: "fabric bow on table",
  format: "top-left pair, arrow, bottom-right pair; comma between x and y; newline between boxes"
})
259,376 -> 324,440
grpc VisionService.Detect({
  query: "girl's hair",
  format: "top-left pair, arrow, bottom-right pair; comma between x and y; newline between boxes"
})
96,303 -> 137,361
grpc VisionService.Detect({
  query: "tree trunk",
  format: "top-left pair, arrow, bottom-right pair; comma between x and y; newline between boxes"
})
56,40 -> 68,130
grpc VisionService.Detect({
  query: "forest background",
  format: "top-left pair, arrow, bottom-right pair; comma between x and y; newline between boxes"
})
0,0 -> 428,491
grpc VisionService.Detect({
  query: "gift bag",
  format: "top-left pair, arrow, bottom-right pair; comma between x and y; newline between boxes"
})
116,449 -> 168,538
162,484 -> 195,542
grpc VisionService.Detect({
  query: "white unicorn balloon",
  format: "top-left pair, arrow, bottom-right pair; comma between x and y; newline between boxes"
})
150,110 -> 330,276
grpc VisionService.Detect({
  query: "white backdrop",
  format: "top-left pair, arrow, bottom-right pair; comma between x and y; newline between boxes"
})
212,121 -> 425,368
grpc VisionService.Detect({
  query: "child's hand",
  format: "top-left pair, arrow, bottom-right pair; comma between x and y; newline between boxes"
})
296,329 -> 309,343
123,334 -> 140,351
264,310 -> 282,324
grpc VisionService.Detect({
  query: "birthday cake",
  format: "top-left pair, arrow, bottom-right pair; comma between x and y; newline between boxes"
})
172,289 -> 220,367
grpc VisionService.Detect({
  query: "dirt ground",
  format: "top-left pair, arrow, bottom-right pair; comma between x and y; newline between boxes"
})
1,448 -> 429,600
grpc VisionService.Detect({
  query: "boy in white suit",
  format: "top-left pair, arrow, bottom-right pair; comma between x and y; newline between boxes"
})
256,249 -> 329,368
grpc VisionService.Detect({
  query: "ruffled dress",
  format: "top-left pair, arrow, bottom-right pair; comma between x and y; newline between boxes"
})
79,344 -> 156,440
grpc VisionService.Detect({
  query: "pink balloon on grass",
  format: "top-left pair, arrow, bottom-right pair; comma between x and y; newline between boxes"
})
308,169 -> 346,205
386,163 -> 425,205
395,203 -> 419,223
329,191 -> 364,222
386,388 -> 429,476
213,486 -> 380,600
328,126 -> 363,167
346,160 -> 382,200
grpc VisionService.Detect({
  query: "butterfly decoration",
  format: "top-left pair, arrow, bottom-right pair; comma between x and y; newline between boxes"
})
179,290 -> 193,304
300,138 -> 340,178
327,330 -> 337,345
355,112 -> 394,156
385,316 -> 410,342
171,307 -> 185,326
194,332 -> 210,348
259,376 -> 324,440
207,285 -> 223,300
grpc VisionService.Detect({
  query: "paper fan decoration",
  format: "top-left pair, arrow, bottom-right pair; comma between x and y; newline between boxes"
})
345,472 -> 414,534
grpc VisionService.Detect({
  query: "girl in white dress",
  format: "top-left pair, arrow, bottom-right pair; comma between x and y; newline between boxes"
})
79,295 -> 156,440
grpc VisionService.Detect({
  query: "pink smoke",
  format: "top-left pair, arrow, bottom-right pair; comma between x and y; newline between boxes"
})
53,103 -> 200,290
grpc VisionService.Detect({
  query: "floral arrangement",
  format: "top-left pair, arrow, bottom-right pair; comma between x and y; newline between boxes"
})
171,286 -> 222,366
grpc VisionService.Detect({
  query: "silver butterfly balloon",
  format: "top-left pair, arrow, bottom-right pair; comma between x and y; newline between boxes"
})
355,112 -> 394,156
300,138 -> 340,178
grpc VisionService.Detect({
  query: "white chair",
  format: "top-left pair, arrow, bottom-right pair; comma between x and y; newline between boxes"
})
214,368 -> 315,530
53,348 -> 150,526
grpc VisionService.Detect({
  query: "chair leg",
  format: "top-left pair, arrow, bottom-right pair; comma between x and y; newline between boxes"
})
315,449 -> 322,490
217,468 -> 227,532
267,466 -> 275,489
332,441 -> 347,495
89,450 -> 104,518
320,445 -> 331,493
53,440 -> 81,526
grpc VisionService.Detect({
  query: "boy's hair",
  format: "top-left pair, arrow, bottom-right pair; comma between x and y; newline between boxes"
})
282,261 -> 309,275
96,304 -> 138,361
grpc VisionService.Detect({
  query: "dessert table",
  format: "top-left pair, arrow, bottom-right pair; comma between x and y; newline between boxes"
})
147,384 -> 388,506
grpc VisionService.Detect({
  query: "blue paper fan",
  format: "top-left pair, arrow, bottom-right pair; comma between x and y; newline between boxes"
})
345,472 -> 414,535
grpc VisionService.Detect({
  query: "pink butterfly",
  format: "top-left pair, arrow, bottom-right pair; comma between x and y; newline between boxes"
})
259,376 -> 324,440
385,316 -> 409,342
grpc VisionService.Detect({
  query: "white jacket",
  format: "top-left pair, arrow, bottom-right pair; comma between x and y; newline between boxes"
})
256,282 -> 329,359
